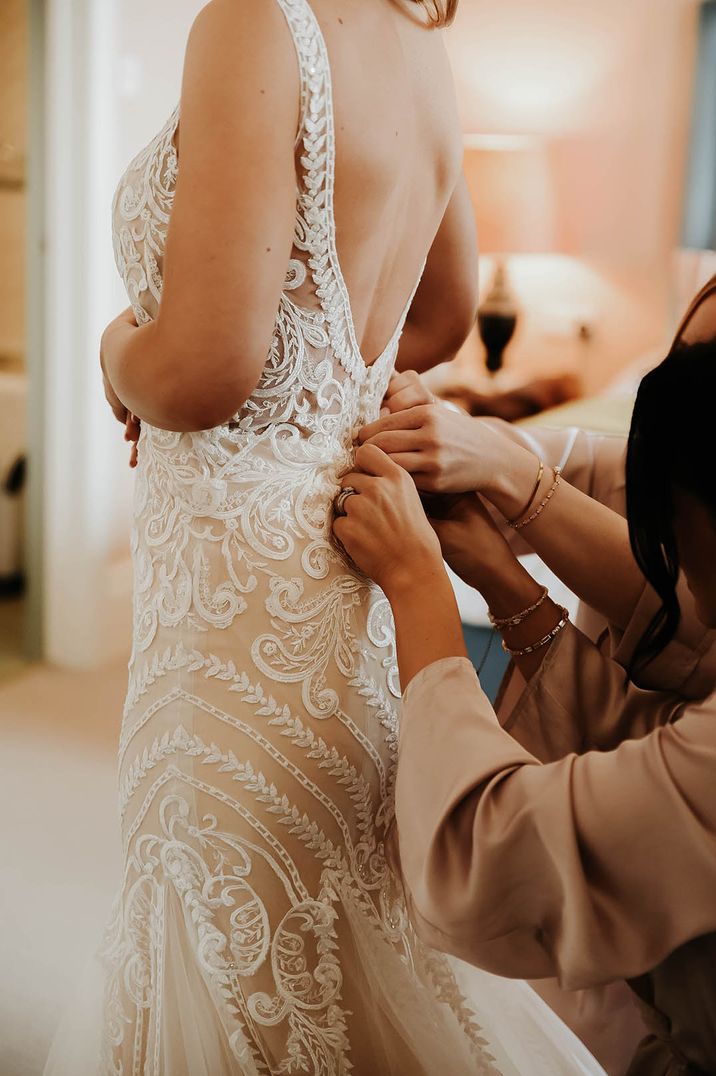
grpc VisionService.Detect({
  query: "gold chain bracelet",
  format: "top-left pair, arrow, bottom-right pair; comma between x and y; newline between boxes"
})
506,458 -> 544,527
488,586 -> 549,630
511,467 -> 562,531
501,607 -> 570,657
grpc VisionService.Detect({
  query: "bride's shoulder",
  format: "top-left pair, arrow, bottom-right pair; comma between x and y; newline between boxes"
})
187,0 -> 298,51
178,0 -> 300,127
184,0 -> 299,84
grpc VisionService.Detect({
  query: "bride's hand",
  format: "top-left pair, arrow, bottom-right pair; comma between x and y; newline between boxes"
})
333,444 -> 443,595
124,412 -> 141,469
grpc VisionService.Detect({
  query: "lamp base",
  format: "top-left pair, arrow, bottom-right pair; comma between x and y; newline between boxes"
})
477,260 -> 519,376
477,311 -> 518,375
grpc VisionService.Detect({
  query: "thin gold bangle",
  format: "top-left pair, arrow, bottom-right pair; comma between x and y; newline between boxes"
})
488,586 -> 549,630
512,467 -> 562,531
507,458 -> 544,527
501,607 -> 570,657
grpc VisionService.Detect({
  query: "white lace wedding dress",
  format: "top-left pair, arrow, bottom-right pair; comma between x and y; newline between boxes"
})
43,2 -> 604,1073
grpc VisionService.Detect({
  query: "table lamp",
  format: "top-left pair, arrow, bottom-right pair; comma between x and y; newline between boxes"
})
464,134 -> 556,375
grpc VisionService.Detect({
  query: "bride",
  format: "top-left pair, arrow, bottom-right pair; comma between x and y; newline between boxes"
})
45,1 -> 603,1072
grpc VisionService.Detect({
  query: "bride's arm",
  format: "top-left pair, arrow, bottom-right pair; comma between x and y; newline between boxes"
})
395,176 -> 480,374
101,0 -> 299,432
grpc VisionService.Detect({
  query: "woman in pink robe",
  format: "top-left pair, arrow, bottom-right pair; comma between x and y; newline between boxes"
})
331,278 -> 716,1074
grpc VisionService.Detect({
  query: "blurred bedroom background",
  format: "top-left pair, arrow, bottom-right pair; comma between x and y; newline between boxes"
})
0,1 -> 714,1073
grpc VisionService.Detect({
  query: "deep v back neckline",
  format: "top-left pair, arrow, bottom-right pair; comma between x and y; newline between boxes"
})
296,0 -> 425,377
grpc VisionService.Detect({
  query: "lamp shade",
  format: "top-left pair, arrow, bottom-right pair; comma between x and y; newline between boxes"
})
464,134 -> 556,255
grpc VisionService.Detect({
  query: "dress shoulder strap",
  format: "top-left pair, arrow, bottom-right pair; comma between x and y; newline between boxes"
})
272,0 -> 366,380
271,0 -> 325,147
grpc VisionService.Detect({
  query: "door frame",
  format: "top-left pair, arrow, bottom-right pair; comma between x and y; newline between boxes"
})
26,0 -> 130,668
24,0 -> 46,659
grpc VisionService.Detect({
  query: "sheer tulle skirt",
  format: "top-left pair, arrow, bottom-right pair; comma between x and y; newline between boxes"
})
44,881 -> 603,1075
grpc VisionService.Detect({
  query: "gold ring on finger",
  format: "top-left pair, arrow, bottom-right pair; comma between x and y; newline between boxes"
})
334,487 -> 358,517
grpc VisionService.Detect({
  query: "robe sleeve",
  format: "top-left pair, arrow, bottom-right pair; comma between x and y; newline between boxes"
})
395,652 -> 716,990
503,622 -> 684,758
608,576 -> 716,699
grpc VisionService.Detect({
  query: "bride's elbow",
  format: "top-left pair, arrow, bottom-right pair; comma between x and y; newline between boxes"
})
149,343 -> 267,431
160,378 -> 254,431
166,399 -> 242,433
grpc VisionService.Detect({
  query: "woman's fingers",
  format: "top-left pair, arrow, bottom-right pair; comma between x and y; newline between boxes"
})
383,453 -> 430,477
385,384 -> 435,414
353,443 -> 401,478
361,428 -> 424,455
338,471 -> 374,496
332,441 -> 443,592
384,369 -> 432,406
123,413 -> 141,468
124,414 -> 141,442
359,404 -> 432,444
385,369 -> 422,397
382,371 -> 434,418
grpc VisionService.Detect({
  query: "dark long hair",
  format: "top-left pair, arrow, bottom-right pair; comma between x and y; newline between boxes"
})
626,336 -> 716,664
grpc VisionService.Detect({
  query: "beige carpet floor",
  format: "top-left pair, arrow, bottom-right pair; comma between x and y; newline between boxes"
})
0,658 -> 128,1076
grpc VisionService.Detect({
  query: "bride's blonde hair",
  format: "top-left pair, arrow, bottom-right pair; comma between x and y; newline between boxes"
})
409,0 -> 458,27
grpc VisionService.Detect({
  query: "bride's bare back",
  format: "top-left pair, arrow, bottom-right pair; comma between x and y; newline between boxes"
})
306,0 -> 464,361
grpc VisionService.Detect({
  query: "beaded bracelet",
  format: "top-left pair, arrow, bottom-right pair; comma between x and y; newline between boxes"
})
488,586 -> 549,630
506,458 -> 544,527
502,607 -> 570,657
511,467 -> 562,531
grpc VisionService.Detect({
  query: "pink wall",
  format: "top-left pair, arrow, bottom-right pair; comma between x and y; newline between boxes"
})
446,0 -> 700,392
